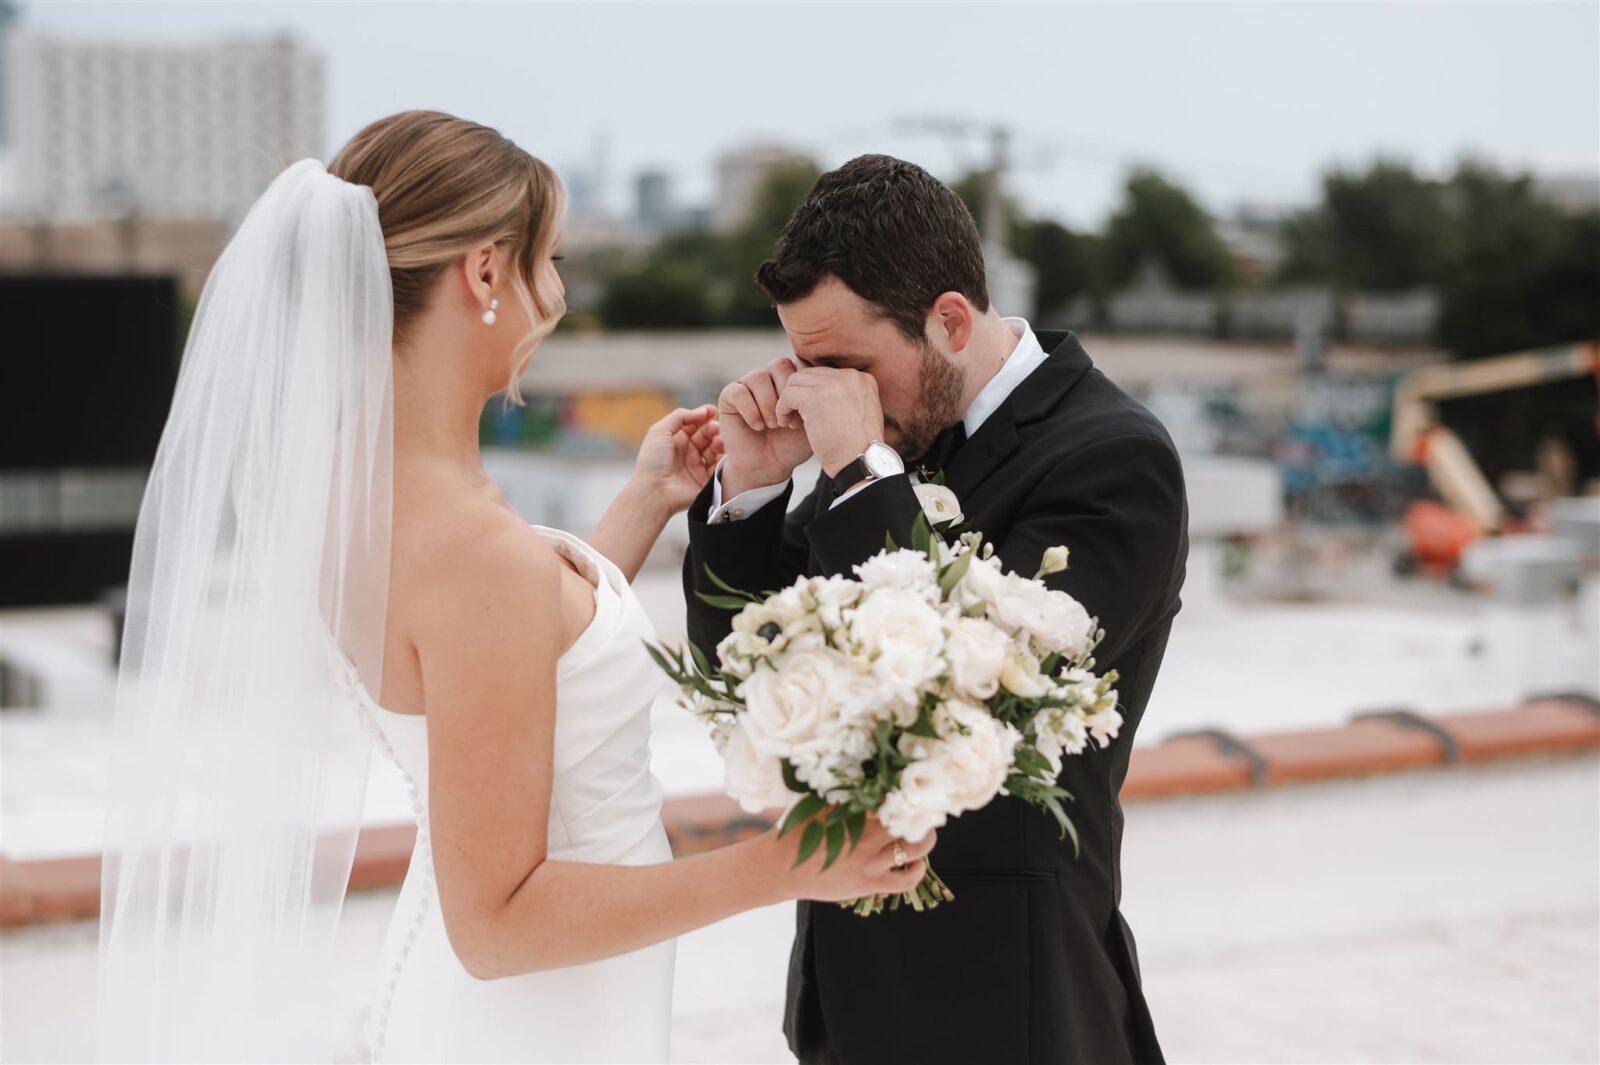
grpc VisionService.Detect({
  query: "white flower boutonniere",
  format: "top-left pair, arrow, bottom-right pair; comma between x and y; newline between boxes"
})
913,482 -> 964,527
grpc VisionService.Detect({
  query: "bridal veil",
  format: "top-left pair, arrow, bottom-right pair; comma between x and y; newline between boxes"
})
96,159 -> 395,1062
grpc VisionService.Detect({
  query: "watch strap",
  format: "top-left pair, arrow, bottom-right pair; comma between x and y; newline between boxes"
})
830,455 -> 871,499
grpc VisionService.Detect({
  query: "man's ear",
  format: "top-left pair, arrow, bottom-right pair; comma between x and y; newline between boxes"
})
930,291 -> 976,353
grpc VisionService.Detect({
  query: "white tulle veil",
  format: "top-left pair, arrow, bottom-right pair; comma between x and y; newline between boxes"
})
96,158 -> 394,1062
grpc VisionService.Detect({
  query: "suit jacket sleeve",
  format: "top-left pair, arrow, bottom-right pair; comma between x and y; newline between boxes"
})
683,469 -> 933,663
682,473 -> 810,663
1000,433 -> 1188,667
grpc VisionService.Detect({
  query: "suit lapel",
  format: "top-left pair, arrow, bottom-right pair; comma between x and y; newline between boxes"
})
942,330 -> 1094,498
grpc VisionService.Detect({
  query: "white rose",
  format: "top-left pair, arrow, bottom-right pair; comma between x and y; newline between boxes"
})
943,616 -> 1010,700
736,651 -> 835,759
956,553 -> 1008,614
849,587 -> 946,699
931,705 -> 1021,813
853,548 -> 938,601
999,652 -> 1051,698
827,663 -> 903,730
989,577 -> 1095,659
877,758 -> 951,844
913,482 -> 964,526
719,720 -> 794,814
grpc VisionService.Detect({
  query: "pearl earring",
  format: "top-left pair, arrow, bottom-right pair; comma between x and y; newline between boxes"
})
482,298 -> 499,326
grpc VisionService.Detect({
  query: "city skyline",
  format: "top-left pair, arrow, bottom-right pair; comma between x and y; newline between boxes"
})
14,1 -> 1598,230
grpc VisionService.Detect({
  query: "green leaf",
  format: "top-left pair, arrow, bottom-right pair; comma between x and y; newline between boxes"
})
822,819 -> 845,870
873,718 -> 894,757
695,590 -> 753,611
703,563 -> 760,602
794,820 -> 825,868
910,513 -> 931,555
1043,794 -> 1080,858
937,549 -> 973,595
885,530 -> 898,551
780,760 -> 805,793
687,640 -> 713,677
781,794 -> 826,836
907,707 -> 941,739
642,641 -> 679,680
845,809 -> 865,849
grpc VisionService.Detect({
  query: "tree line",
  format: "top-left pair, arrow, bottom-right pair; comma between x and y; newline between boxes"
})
595,156 -> 1598,362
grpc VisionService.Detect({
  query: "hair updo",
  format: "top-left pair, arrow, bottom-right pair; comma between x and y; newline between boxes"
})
329,110 -> 564,405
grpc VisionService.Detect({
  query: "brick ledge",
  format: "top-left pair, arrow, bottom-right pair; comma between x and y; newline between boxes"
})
3,695 -> 1595,929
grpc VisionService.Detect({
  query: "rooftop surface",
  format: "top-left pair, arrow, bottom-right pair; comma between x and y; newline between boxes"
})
3,752 -> 1595,1063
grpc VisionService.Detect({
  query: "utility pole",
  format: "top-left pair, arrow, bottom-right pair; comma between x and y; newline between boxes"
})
981,125 -> 1010,251
894,117 -> 1012,252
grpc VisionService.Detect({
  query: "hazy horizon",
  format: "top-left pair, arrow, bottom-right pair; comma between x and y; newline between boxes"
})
17,1 -> 1600,228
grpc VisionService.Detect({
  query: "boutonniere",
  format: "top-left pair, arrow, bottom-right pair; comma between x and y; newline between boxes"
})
913,481 -> 964,530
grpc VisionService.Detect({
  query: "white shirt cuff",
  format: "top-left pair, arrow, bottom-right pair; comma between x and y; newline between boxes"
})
708,457 -> 791,522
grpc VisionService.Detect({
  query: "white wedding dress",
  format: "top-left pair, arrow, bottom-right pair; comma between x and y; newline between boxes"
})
338,524 -> 677,1063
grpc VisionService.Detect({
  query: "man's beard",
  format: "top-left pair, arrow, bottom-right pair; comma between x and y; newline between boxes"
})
890,340 -> 967,464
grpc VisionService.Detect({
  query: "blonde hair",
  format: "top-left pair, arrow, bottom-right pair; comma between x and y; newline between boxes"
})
329,110 -> 565,406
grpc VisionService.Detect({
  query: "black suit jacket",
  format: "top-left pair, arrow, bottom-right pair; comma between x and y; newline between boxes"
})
682,331 -> 1187,1065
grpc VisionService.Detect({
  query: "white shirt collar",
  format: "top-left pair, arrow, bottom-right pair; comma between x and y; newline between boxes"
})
962,317 -> 1048,438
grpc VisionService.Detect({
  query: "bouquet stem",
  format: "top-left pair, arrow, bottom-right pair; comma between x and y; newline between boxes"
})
841,863 -> 956,917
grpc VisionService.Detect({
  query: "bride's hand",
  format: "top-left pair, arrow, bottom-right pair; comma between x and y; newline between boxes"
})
633,404 -> 724,515
773,815 -> 936,903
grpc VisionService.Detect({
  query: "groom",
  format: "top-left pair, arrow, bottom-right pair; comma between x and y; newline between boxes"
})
682,155 -> 1186,1065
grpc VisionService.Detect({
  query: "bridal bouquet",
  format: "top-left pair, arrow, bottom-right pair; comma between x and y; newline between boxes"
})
648,516 -> 1122,916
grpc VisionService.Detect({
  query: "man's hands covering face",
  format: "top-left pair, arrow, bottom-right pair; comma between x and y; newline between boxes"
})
717,358 -> 887,497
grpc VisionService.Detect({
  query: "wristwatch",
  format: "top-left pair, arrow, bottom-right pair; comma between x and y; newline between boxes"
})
830,440 -> 904,499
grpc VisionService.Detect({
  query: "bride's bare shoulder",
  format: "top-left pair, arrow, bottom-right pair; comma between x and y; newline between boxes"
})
395,498 -> 563,629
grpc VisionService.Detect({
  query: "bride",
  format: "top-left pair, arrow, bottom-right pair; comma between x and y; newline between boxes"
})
95,110 -> 933,1064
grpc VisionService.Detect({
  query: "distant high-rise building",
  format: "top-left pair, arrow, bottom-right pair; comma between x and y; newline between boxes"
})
712,142 -> 808,233
634,168 -> 672,232
0,0 -> 20,146
2,29 -> 323,220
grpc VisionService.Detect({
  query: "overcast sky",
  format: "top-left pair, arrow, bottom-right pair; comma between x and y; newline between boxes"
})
22,1 -> 1600,227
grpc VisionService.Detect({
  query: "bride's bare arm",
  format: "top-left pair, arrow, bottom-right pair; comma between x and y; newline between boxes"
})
413,515 -> 929,980
586,476 -> 672,584
588,404 -> 723,582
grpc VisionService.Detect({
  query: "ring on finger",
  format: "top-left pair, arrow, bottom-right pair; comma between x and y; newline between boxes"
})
891,842 -> 908,869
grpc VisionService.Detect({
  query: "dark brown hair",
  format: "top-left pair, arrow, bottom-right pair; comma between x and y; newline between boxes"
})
329,110 -> 565,404
754,154 -> 989,341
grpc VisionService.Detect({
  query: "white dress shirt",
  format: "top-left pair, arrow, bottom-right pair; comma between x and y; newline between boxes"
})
707,317 -> 1050,522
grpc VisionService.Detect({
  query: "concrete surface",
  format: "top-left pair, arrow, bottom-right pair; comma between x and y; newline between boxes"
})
4,755 -> 1596,1064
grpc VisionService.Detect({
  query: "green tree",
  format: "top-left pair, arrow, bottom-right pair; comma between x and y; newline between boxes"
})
597,259 -> 715,330
1012,219 -> 1103,322
1101,168 -> 1233,291
1278,160 -> 1448,291
595,160 -> 821,329
1436,162 -> 1600,358
721,159 -> 823,325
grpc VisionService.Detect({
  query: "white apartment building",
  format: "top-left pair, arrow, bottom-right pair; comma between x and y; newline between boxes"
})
710,141 -> 810,233
2,28 -> 323,220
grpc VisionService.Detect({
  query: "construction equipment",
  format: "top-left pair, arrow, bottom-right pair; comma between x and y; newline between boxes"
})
1389,341 -> 1600,572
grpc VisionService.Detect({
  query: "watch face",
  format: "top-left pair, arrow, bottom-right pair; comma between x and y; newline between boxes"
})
864,441 -> 903,478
